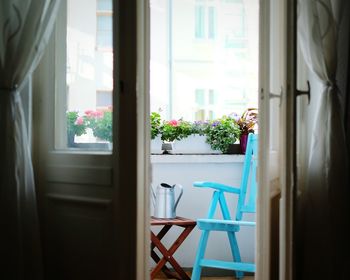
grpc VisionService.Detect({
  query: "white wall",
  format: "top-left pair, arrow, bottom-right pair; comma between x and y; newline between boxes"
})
151,155 -> 255,268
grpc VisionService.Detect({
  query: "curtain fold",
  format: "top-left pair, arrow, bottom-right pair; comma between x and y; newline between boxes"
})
0,1 -> 60,278
298,0 -> 350,278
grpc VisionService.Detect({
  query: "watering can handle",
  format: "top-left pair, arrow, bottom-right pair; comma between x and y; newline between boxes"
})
151,186 -> 156,207
173,184 -> 183,211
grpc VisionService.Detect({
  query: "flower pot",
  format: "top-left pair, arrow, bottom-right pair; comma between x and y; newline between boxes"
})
67,132 -> 76,147
174,135 -> 220,154
151,136 -> 163,154
226,143 -> 242,154
240,133 -> 249,154
161,141 -> 175,154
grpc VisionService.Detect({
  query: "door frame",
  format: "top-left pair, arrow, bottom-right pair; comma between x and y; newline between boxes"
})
127,0 -> 297,279
112,0 -> 151,279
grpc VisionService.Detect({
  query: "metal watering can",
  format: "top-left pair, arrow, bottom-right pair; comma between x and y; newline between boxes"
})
151,183 -> 183,219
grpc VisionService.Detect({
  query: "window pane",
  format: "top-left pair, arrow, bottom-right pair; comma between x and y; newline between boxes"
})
97,0 -> 112,11
65,0 -> 113,149
97,15 -> 112,30
96,91 -> 113,108
150,0 -> 259,121
208,6 -> 216,39
195,89 -> 205,105
97,15 -> 112,48
195,5 -> 205,38
209,89 -> 216,105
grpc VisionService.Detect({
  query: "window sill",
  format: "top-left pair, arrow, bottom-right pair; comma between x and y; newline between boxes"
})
151,154 -> 245,163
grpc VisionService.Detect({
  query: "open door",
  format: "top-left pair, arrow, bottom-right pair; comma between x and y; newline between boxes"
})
257,0 -> 296,279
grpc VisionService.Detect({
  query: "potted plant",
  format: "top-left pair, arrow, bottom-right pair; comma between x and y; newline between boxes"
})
66,111 -> 88,147
150,112 -> 163,153
86,109 -> 113,143
160,119 -> 192,153
235,108 -> 258,154
205,116 -> 241,154
151,112 -> 162,139
174,121 -> 218,154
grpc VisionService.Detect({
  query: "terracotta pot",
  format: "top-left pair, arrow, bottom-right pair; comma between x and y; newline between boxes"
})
240,133 -> 249,154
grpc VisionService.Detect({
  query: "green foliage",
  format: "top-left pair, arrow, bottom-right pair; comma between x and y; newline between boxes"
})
151,112 -> 162,139
66,111 -> 87,137
191,121 -> 209,136
66,109 -> 255,149
205,116 -> 241,153
88,111 -> 113,142
160,119 -> 193,142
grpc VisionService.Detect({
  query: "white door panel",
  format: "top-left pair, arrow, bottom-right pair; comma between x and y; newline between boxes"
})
257,0 -> 294,279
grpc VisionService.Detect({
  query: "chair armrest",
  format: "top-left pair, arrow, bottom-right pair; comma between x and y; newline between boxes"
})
193,181 -> 240,194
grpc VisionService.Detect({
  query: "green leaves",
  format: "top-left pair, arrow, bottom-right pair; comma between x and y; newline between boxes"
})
150,113 -> 244,153
66,110 -> 113,143
89,111 -> 112,142
160,120 -> 192,142
66,111 -> 87,137
205,117 -> 241,153
151,112 -> 162,139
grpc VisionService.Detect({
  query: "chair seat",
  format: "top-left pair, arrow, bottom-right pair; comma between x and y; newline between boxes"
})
197,218 -> 256,231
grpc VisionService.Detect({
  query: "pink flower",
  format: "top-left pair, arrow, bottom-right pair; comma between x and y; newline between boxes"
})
168,120 -> 178,126
85,110 -> 93,116
75,116 -> 84,125
84,110 -> 104,119
92,111 -> 104,118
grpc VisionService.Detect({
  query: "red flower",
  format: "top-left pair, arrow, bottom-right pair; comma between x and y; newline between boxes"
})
168,120 -> 178,126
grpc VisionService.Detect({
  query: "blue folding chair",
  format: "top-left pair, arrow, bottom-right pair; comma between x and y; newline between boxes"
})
191,133 -> 258,280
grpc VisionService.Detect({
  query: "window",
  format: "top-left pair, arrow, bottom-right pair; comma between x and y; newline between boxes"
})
96,0 -> 113,49
207,6 -> 216,39
224,0 -> 246,48
150,0 -> 259,121
195,5 -> 205,38
194,89 -> 216,121
194,3 -> 216,39
96,90 -> 113,109
64,0 -> 113,149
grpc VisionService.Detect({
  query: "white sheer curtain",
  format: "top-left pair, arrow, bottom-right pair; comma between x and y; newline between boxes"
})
0,1 -> 60,278
298,0 -> 349,278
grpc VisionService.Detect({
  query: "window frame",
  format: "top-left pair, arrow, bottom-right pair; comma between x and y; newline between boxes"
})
53,0 -> 114,152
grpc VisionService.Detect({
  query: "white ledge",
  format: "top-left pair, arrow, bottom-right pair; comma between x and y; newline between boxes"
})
151,154 -> 245,163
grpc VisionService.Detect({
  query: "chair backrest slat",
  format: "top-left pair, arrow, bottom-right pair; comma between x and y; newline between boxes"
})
235,134 -> 258,221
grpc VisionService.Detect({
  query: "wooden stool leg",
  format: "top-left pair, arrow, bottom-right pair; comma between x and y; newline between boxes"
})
151,231 -> 178,279
151,225 -> 194,280
151,250 -> 179,279
150,218 -> 196,280
165,225 -> 195,280
151,225 -> 171,251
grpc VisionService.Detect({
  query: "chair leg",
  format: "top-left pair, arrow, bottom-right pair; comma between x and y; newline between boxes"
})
227,231 -> 244,279
219,192 -> 244,279
191,230 -> 210,280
